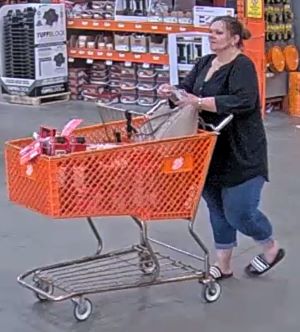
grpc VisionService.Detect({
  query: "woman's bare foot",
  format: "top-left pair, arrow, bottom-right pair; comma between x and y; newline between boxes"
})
262,239 -> 280,264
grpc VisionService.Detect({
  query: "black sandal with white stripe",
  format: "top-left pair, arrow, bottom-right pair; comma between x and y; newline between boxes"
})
245,248 -> 285,277
209,265 -> 233,280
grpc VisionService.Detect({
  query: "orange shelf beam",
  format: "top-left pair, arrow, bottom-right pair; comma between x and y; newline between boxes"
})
67,19 -> 209,34
68,48 -> 169,65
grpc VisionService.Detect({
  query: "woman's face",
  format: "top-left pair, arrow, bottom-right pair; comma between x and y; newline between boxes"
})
209,20 -> 238,52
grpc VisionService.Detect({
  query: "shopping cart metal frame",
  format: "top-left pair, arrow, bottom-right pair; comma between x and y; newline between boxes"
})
16,102 -> 233,322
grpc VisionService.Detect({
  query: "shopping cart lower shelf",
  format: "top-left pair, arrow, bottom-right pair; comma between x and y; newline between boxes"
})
18,217 -> 221,321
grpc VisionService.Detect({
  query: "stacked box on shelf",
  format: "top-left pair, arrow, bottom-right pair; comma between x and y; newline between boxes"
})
74,62 -> 120,104
67,0 -> 116,19
120,64 -> 137,104
69,68 -> 88,100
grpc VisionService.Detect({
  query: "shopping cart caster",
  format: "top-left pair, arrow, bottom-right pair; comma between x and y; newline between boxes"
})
138,251 -> 157,275
202,281 -> 221,303
33,280 -> 53,302
73,298 -> 93,322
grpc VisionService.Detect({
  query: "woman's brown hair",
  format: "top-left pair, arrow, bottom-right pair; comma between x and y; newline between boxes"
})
210,16 -> 252,48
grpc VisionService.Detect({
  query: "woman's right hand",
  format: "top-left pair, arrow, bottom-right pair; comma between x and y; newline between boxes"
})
157,84 -> 173,98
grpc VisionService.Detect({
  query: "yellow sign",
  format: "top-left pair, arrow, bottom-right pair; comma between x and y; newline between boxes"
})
246,0 -> 263,19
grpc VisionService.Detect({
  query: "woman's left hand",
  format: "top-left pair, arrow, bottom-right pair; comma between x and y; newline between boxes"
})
175,93 -> 200,109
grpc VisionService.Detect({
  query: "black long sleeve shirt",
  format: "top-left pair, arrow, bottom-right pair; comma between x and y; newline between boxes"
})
179,53 -> 268,187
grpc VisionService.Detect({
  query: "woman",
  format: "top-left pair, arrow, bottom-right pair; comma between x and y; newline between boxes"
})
158,16 -> 285,279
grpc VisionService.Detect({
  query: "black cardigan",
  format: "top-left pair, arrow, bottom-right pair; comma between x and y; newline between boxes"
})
179,53 -> 268,187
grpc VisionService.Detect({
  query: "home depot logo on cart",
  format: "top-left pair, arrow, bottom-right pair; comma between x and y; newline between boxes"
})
162,153 -> 194,174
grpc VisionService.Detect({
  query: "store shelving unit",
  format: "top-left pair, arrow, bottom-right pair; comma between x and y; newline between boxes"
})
66,0 -> 267,112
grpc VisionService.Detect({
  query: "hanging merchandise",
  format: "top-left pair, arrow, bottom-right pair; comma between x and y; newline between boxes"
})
0,4 -> 68,99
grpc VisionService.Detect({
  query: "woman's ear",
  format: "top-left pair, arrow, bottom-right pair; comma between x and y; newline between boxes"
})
232,34 -> 240,47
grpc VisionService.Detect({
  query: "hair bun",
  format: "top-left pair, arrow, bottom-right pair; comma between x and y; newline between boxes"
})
242,28 -> 252,40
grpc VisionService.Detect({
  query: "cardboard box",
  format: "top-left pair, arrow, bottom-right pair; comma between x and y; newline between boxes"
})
149,35 -> 167,54
130,34 -> 148,53
114,33 -> 131,52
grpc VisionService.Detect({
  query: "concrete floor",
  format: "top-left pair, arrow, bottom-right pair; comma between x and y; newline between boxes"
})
0,100 -> 299,332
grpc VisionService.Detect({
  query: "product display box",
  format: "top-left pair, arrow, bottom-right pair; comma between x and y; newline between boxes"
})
0,4 -> 68,97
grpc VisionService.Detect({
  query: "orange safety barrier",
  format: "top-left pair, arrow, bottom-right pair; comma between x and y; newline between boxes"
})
5,120 -> 217,221
288,72 -> 300,116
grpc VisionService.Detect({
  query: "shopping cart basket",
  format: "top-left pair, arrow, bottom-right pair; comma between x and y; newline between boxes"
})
5,102 -> 233,322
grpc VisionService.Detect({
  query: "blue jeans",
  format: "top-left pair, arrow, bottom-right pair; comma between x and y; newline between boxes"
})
202,176 -> 273,250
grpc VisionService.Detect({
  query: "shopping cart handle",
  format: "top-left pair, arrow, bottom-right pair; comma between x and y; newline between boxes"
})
205,114 -> 234,132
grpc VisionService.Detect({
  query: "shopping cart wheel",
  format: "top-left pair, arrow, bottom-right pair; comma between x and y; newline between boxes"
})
138,251 -> 156,275
202,281 -> 221,303
33,280 -> 53,302
73,298 -> 93,322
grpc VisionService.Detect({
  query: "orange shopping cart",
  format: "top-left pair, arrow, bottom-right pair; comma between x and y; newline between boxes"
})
5,100 -> 233,321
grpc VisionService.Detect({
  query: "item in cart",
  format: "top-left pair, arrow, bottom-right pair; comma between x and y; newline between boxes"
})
39,126 -> 57,139
70,137 -> 87,153
46,136 -> 70,156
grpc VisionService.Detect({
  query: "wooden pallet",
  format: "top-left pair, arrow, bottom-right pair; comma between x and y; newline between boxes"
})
3,92 -> 70,106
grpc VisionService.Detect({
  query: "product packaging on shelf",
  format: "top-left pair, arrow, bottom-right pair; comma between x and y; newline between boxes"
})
115,0 -> 150,21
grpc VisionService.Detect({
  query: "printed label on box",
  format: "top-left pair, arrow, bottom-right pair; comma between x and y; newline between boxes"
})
164,16 -> 178,24
148,16 -> 163,22
34,4 -> 67,45
178,17 -> 193,25
150,47 -> 166,54
131,46 -> 147,53
35,44 -> 68,80
115,45 -> 130,52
